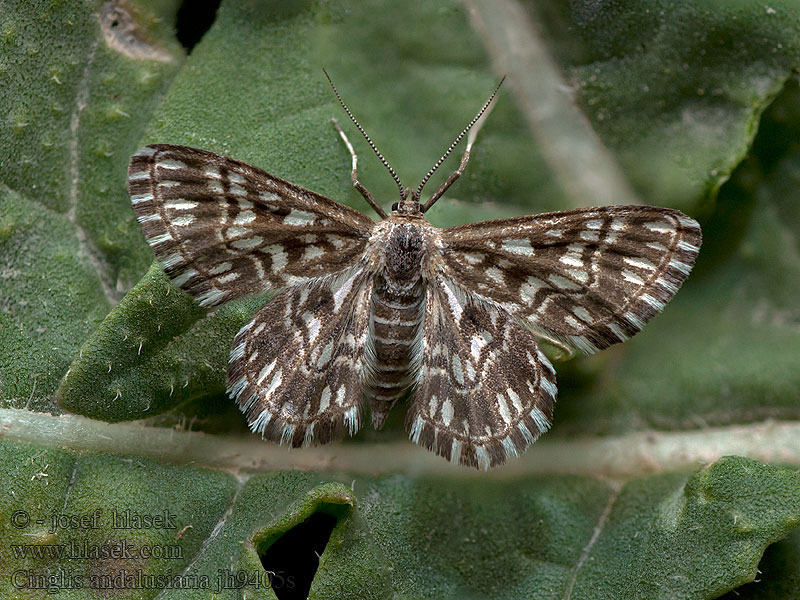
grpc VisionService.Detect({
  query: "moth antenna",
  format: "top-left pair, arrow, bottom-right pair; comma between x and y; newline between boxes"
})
323,69 -> 405,200
415,77 -> 505,202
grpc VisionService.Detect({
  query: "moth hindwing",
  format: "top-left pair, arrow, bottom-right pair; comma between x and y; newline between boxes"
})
129,81 -> 701,469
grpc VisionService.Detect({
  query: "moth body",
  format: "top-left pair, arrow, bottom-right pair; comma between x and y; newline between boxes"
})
366,214 -> 439,427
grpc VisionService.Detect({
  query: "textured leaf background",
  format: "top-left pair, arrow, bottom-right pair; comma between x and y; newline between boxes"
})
2,0 -> 800,598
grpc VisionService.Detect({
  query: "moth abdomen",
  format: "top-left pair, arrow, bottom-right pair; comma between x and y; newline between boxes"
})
366,267 -> 426,429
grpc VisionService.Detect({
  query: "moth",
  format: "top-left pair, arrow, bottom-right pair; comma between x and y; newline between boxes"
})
128,74 -> 701,469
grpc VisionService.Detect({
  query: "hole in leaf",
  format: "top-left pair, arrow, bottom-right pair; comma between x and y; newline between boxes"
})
259,511 -> 339,599
175,0 -> 221,52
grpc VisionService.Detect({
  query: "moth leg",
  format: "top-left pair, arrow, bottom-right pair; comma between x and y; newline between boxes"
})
331,118 -> 388,219
530,330 -> 576,361
421,144 -> 473,212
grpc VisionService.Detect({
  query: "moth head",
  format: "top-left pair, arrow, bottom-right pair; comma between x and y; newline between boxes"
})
392,188 -> 423,215
391,200 -> 423,215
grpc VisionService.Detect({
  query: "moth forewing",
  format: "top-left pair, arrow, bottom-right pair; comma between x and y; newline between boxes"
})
439,206 -> 702,357
128,144 -> 374,307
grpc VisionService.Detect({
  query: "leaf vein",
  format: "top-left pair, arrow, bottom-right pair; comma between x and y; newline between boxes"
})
68,37 -> 119,305
562,483 -> 621,600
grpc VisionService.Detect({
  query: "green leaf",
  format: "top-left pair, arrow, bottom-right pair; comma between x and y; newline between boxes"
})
2,442 -> 799,599
529,0 -> 800,209
0,0 -> 184,407
0,189 -> 112,409
57,262 -> 269,422
725,527 -> 800,599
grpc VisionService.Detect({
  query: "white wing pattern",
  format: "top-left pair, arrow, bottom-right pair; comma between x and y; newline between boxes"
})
404,206 -> 700,467
228,267 -> 372,447
407,276 -> 557,469
440,206 -> 702,355
129,144 -> 375,448
128,145 -> 374,307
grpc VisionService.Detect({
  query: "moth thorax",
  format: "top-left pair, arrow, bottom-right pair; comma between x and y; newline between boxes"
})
385,225 -> 425,278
